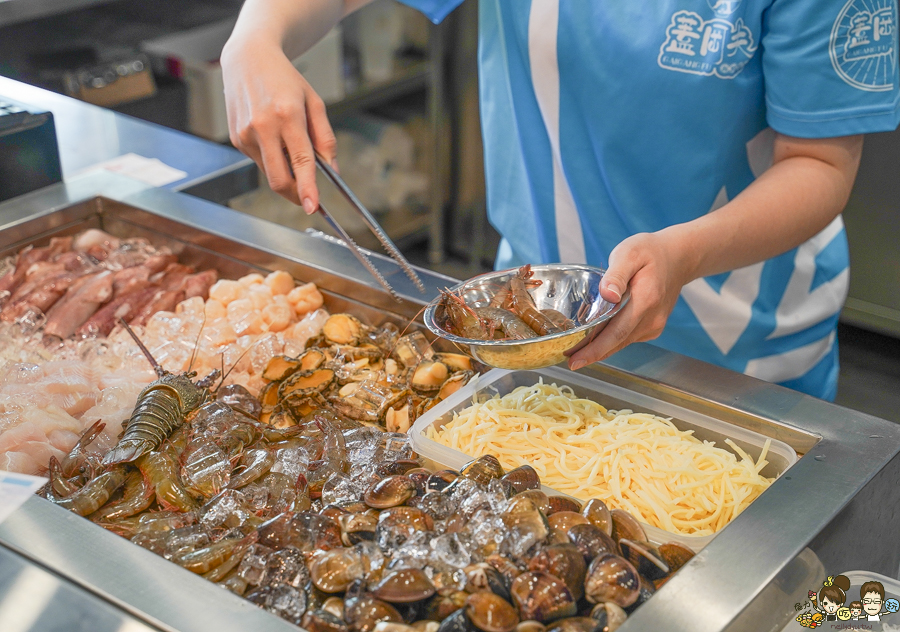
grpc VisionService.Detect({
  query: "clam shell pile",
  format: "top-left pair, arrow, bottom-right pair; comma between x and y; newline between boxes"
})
258,314 -> 474,433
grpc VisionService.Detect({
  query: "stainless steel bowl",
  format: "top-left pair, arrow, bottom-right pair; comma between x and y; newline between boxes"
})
423,264 -> 628,370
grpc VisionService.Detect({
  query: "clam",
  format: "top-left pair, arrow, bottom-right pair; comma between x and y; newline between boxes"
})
566,524 -> 617,563
546,512 -> 589,533
580,499 -> 613,537
500,465 -> 541,494
544,618 -> 597,632
413,622 -> 441,632
376,460 -> 424,477
424,591 -> 469,621
460,455 -> 505,486
378,506 -> 434,533
527,544 -> 587,601
624,575 -> 656,615
465,592 -> 519,632
589,602 -> 627,632
303,609 -> 350,632
373,624 -> 417,632
545,529 -> 571,547
322,597 -> 346,618
309,548 -> 366,593
364,476 -> 417,509
324,314 -> 366,345
657,541 -> 695,574
426,470 -> 459,493
437,608 -> 476,632
485,555 -> 525,588
583,554 -> 641,608
339,513 -> 378,546
404,468 -> 432,495
344,595 -> 404,632
370,569 -> 437,603
510,572 -> 577,624
609,509 -> 646,545
464,563 -> 512,601
546,496 -> 582,515
516,622 -> 546,632
617,539 -> 669,582
502,509 -> 550,557
510,491 -> 551,516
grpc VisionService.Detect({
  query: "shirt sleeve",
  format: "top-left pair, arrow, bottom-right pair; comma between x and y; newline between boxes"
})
762,0 -> 900,137
395,0 -> 464,24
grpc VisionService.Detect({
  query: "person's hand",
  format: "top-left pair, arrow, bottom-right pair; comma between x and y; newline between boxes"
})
222,38 -> 337,213
564,230 -> 694,370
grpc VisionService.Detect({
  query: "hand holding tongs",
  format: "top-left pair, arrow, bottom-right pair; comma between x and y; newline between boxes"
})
314,154 -> 426,301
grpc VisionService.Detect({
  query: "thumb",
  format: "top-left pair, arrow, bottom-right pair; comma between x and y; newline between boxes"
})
601,239 -> 644,303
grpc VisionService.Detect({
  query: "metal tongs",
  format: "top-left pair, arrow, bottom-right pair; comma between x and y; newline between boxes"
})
314,154 -> 426,302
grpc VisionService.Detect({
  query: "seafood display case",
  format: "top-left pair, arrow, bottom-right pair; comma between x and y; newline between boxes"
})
1,171 -> 899,632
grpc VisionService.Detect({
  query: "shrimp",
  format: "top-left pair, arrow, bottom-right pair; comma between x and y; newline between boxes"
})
60,420 -> 105,479
509,267 -> 562,336
102,320 -> 219,466
201,535 -> 256,582
137,451 -> 198,512
48,456 -> 81,498
89,468 -> 154,522
228,448 -> 275,489
171,531 -> 258,574
541,308 -> 576,331
439,290 -> 493,339
473,307 -> 538,340
49,465 -> 129,516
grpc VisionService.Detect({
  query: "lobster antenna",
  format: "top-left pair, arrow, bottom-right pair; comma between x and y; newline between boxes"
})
216,339 -> 260,391
188,310 -> 207,373
118,318 -> 166,378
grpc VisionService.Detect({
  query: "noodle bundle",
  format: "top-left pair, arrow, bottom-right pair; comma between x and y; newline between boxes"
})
426,381 -> 773,535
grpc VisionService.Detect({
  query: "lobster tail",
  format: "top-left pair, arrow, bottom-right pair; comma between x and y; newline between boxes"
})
101,439 -> 153,466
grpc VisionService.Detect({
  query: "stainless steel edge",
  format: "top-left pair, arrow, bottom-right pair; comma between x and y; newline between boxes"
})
0,172 -> 898,632
0,498 -> 301,632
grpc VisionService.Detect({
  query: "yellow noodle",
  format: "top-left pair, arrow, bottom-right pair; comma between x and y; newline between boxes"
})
426,381 -> 774,536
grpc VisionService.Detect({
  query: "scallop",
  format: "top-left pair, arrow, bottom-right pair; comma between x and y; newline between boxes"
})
410,361 -> 451,393
323,314 -> 365,345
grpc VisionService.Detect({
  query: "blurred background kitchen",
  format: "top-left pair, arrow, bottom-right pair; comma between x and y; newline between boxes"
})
0,0 -> 897,419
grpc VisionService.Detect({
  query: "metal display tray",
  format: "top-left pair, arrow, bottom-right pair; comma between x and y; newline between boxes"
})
0,172 -> 899,632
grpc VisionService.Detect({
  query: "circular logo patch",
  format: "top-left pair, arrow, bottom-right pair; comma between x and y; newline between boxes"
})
830,0 -> 897,92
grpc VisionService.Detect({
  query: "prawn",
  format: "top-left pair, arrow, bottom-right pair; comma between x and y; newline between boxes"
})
102,319 -> 220,466
60,420 -> 105,479
509,266 -> 562,336
439,290 -> 493,339
137,450 -> 199,512
228,448 -> 275,489
48,465 -> 129,516
172,531 -> 257,575
473,307 -> 538,340
89,468 -> 154,522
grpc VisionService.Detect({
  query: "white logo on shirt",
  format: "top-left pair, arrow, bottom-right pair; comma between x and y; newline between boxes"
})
658,10 -> 757,78
830,0 -> 896,92
707,0 -> 742,17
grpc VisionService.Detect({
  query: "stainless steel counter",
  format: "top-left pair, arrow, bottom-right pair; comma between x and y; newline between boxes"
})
0,76 -> 256,204
0,172 -> 899,632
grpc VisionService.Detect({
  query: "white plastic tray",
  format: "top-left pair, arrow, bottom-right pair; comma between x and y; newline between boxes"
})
410,367 -> 797,551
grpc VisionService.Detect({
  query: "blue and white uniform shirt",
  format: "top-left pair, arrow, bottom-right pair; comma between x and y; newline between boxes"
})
400,0 -> 900,400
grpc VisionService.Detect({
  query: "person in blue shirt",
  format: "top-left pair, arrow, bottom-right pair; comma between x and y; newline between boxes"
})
222,0 -> 900,400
